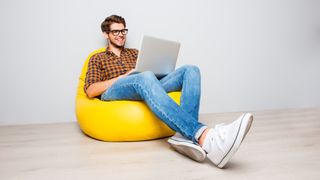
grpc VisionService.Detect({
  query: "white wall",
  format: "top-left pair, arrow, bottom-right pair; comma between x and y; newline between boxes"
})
0,0 -> 319,125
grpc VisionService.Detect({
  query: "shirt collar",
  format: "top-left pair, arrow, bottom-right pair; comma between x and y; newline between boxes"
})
106,46 -> 127,56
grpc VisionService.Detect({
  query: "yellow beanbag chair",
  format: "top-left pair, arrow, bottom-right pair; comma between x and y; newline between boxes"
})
75,47 -> 180,141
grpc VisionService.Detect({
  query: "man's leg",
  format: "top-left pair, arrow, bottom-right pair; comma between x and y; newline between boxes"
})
101,71 -> 205,142
101,71 -> 254,168
159,65 -> 201,120
158,65 -> 207,161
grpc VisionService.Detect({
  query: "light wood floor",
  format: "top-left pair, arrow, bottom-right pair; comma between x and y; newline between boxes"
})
1,108 -> 320,180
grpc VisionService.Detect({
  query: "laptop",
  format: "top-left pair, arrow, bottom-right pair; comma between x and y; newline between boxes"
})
129,35 -> 181,77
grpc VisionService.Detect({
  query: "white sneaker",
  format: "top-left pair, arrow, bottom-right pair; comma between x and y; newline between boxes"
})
168,133 -> 206,162
203,113 -> 253,168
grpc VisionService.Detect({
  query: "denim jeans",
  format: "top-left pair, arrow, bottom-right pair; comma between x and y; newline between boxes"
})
101,65 -> 206,143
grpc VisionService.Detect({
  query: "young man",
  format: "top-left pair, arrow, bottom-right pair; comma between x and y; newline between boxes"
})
85,15 -> 253,168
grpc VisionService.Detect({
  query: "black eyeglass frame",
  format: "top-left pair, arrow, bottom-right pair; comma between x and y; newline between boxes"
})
108,29 -> 129,36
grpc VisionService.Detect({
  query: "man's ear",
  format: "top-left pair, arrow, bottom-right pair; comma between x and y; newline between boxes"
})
102,32 -> 109,40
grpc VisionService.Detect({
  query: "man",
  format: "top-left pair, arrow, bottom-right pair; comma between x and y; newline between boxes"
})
85,15 -> 253,168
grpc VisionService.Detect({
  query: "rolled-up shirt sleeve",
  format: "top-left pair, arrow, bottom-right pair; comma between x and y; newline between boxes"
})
84,57 -> 102,93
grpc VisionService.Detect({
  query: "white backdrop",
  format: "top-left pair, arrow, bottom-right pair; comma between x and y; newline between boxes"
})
0,0 -> 319,125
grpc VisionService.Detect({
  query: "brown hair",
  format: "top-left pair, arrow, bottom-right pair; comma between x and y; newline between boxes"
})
101,15 -> 126,33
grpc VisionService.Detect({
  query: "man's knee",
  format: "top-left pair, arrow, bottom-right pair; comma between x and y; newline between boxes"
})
182,65 -> 200,74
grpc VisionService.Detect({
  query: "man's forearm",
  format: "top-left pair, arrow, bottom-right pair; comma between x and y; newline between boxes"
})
85,77 -> 119,98
86,69 -> 134,98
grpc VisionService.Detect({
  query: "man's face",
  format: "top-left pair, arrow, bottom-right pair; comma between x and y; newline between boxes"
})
104,23 -> 127,49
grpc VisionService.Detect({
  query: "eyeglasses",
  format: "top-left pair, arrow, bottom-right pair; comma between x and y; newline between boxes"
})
108,29 -> 128,36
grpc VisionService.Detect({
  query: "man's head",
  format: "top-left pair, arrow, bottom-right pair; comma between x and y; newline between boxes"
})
101,15 -> 128,49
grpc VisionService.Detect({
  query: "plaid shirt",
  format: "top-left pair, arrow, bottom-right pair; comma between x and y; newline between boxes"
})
84,47 -> 138,91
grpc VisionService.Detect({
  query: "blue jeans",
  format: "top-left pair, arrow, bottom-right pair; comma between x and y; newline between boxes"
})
101,65 -> 206,143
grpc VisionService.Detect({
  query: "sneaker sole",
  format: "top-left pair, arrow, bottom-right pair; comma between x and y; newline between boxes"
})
217,113 -> 253,168
168,138 -> 206,162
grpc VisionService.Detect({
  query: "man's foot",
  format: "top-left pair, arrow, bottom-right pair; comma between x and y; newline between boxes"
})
202,113 -> 253,168
168,133 -> 206,162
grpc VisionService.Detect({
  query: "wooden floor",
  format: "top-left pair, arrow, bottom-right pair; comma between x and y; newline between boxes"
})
1,108 -> 320,180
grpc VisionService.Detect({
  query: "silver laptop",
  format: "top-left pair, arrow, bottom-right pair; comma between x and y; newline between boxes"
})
129,35 -> 181,77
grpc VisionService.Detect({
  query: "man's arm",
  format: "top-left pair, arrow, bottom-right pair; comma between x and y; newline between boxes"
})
85,77 -> 119,98
85,69 -> 134,98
